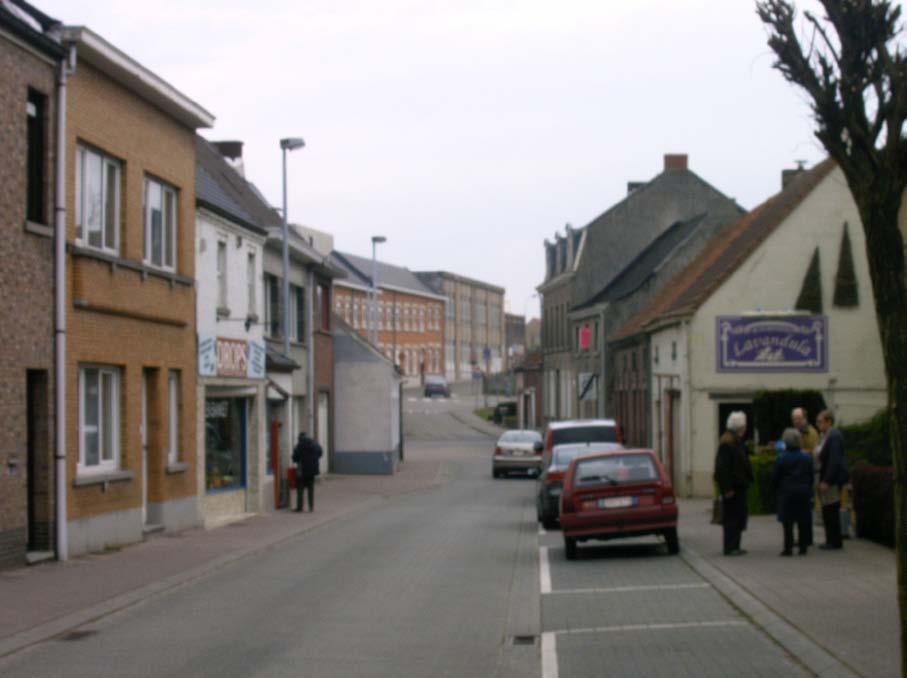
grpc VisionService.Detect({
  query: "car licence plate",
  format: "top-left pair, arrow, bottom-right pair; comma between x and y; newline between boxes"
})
599,496 -> 635,509
512,449 -> 524,456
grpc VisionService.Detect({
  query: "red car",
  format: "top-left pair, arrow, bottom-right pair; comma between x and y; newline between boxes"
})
559,449 -> 679,560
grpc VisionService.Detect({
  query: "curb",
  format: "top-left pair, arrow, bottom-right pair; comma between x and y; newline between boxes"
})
0,464 -> 450,661
449,411 -> 503,438
680,544 -> 860,677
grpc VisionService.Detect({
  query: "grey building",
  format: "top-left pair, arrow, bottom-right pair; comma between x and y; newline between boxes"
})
416,271 -> 506,381
539,154 -> 741,423
333,317 -> 403,475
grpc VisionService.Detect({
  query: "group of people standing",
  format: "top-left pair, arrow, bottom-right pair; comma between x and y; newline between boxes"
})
713,407 -> 849,557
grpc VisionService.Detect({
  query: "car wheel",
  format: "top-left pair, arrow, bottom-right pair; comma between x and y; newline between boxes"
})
542,516 -> 558,531
564,537 -> 578,561
665,527 -> 680,555
493,469 -> 501,479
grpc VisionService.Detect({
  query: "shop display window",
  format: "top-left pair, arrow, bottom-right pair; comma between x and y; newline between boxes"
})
205,398 -> 246,491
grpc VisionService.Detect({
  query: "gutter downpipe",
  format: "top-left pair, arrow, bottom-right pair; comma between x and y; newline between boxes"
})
682,318 -> 694,498
307,269 -> 315,439
55,44 -> 76,561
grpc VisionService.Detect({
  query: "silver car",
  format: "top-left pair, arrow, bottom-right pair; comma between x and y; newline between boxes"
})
492,430 -> 543,478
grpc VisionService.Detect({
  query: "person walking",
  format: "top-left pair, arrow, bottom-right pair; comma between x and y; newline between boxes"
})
772,428 -> 814,556
292,431 -> 323,513
816,410 -> 848,549
714,411 -> 753,556
791,407 -> 820,546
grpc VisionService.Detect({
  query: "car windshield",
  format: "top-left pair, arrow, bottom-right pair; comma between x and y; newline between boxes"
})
574,455 -> 658,486
500,431 -> 541,444
552,425 -> 617,445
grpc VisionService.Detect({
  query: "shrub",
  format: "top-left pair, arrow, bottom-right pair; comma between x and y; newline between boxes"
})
841,409 -> 891,467
752,390 -> 827,443
851,462 -> 894,547
746,452 -> 778,515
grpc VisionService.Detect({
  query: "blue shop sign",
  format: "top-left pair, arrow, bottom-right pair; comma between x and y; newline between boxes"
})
716,315 -> 828,373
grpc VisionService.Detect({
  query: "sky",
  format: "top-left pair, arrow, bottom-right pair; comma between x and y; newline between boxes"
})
38,0 -> 833,319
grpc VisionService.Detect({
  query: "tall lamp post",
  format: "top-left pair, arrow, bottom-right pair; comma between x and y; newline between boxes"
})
280,137 -> 305,357
370,235 -> 387,345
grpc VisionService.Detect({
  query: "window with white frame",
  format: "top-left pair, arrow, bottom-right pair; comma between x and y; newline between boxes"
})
144,176 -> 177,271
216,240 -> 228,308
75,145 -> 120,253
168,370 -> 180,464
78,366 -> 120,474
247,252 -> 256,317
352,300 -> 360,328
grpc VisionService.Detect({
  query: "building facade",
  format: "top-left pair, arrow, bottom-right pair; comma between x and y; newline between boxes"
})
0,2 -> 66,567
62,26 -> 214,554
415,271 -> 505,381
334,252 -> 446,383
504,313 -> 526,370
613,161 -> 887,497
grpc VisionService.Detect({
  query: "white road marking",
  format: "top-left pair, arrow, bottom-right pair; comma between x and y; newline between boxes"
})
407,397 -> 417,402
542,583 -> 710,596
539,546 -> 552,595
538,524 -> 547,536
541,632 -> 559,678
548,619 -> 747,636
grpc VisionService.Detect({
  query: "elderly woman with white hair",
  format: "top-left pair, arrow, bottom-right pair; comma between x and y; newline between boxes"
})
772,428 -> 815,556
713,411 -> 754,556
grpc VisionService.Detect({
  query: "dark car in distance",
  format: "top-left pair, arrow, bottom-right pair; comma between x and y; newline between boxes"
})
424,375 -> 450,398
559,449 -> 679,560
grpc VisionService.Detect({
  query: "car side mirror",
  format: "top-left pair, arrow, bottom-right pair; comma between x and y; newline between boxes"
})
533,441 -> 544,453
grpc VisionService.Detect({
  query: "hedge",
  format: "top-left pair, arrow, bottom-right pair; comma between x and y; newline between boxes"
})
752,390 -> 827,444
851,463 -> 895,547
746,452 -> 778,516
841,410 -> 891,467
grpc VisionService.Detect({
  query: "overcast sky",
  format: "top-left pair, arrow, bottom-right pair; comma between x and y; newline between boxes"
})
40,0 -> 831,319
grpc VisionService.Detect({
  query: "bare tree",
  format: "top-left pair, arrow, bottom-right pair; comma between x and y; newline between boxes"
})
756,0 -> 907,671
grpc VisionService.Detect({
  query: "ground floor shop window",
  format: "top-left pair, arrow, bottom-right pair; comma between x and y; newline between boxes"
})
205,398 -> 247,491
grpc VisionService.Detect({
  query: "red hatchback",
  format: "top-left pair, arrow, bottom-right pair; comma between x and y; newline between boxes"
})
559,449 -> 679,560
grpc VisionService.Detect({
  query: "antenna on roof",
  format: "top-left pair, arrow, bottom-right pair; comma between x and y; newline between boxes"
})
795,159 -> 807,170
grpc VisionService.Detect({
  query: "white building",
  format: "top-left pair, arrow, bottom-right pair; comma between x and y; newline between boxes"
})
612,160 -> 886,497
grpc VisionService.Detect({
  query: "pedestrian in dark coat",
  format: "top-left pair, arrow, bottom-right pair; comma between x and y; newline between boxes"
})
292,432 -> 322,512
713,411 -> 754,556
816,410 -> 848,549
772,428 -> 814,556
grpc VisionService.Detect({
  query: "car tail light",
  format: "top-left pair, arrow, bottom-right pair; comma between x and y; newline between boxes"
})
494,446 -> 502,456
545,469 -> 564,485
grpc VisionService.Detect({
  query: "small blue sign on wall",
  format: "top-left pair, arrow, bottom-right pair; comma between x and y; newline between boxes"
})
716,315 -> 828,373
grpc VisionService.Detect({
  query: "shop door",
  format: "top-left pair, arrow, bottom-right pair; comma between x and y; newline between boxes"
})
317,392 -> 330,475
26,370 -> 48,551
666,390 -> 681,487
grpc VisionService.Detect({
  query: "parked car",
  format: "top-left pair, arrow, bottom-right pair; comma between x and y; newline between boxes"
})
536,441 -> 623,529
492,401 -> 517,424
541,419 -> 623,465
492,430 -> 543,478
424,375 -> 450,398
559,449 -> 679,560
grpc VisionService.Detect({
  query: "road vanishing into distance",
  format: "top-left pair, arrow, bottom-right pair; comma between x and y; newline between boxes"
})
0,386 -> 810,677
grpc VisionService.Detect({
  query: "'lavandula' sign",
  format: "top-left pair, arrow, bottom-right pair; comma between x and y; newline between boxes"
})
716,316 -> 828,372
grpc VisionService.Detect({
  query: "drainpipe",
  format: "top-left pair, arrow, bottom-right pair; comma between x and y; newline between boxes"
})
55,44 -> 76,561
682,319 -> 694,498
307,269 -> 315,438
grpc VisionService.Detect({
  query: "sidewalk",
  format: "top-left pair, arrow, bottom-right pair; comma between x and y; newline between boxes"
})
679,498 -> 899,678
0,452 -> 444,658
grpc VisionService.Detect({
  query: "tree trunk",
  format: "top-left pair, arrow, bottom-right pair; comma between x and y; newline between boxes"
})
853,191 -> 907,675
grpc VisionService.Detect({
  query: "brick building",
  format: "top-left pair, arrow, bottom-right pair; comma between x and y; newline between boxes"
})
62,26 -> 214,554
0,1 -> 66,567
331,252 -> 445,382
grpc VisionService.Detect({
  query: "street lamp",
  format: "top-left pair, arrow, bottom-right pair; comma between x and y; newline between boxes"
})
371,235 -> 387,345
280,137 -> 305,357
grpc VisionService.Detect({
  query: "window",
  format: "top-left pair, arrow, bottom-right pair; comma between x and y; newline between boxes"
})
319,284 -> 331,330
78,366 -> 120,474
168,371 -> 180,464
265,274 -> 280,337
671,341 -> 677,361
419,308 -> 425,333
75,145 -> 120,252
144,176 -> 177,270
216,241 -> 228,309
294,285 -> 305,342
247,253 -> 256,317
26,89 -> 46,224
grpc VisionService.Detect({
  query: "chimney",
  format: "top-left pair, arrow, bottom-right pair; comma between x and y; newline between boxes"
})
212,140 -> 245,177
663,154 -> 688,172
781,160 -> 808,189
627,181 -> 645,195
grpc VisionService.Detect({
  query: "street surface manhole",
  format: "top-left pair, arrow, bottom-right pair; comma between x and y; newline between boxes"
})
511,635 -> 537,646
60,629 -> 98,641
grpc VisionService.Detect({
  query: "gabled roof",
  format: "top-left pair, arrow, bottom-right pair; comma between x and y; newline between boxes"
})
611,159 -> 836,342
196,136 -> 282,236
331,250 -> 444,299
1,0 -> 66,58
572,213 -> 707,312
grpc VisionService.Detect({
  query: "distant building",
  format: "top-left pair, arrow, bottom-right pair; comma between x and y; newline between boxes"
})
415,271 -> 505,381
525,318 -> 541,351
505,313 -> 526,370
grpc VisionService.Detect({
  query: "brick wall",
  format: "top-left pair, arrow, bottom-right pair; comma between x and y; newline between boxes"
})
65,61 -> 198,524
0,35 -> 58,565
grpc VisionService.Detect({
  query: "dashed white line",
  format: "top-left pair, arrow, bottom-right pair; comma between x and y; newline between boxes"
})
541,632 -> 559,678
538,524 -> 547,536
545,619 -> 747,637
542,583 -> 710,596
539,546 -> 552,595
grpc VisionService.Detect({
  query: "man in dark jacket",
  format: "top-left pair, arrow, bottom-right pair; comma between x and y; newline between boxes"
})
714,411 -> 754,556
773,428 -> 814,556
292,431 -> 322,512
816,410 -> 848,549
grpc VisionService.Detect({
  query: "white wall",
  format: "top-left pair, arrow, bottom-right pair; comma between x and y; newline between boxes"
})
682,168 -> 886,495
